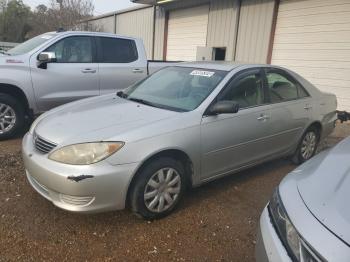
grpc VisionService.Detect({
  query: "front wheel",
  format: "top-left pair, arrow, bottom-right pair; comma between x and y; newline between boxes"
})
292,127 -> 320,164
0,94 -> 25,140
129,157 -> 186,220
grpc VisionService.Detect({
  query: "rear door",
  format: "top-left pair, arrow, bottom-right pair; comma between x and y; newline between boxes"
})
30,36 -> 99,111
262,68 -> 312,155
96,36 -> 147,95
200,68 -> 272,180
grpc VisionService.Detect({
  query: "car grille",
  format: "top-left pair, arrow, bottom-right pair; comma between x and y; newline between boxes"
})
34,133 -> 57,154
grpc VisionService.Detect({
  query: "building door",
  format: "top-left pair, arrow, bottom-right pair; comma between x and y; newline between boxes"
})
166,5 -> 209,61
271,0 -> 350,111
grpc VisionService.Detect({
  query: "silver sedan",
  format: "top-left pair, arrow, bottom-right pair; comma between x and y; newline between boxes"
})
256,136 -> 350,261
22,62 -> 337,219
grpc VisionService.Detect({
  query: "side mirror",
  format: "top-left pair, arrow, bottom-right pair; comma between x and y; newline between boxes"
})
37,52 -> 56,69
209,101 -> 240,115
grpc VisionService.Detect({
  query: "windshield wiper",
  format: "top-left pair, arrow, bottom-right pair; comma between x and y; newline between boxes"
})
0,50 -> 10,56
127,97 -> 158,108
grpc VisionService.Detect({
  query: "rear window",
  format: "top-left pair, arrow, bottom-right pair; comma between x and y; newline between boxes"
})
98,37 -> 138,63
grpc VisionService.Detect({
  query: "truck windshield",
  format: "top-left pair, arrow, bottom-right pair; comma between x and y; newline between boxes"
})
123,66 -> 227,112
7,33 -> 56,56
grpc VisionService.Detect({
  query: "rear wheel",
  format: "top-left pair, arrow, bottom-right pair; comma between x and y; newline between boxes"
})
0,94 -> 25,140
292,127 -> 320,164
130,157 -> 186,220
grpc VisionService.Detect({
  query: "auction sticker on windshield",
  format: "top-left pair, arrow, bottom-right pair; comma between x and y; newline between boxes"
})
190,70 -> 215,78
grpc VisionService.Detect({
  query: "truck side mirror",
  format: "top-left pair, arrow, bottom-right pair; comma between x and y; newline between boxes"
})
37,52 -> 57,69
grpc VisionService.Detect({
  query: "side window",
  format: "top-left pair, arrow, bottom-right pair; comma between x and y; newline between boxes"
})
45,36 -> 93,63
266,71 -> 308,103
98,37 -> 138,63
220,72 -> 264,109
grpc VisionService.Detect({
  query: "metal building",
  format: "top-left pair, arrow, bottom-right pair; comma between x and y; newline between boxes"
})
80,0 -> 350,111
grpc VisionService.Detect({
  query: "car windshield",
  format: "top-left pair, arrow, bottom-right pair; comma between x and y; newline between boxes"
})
123,66 -> 227,112
7,33 -> 56,56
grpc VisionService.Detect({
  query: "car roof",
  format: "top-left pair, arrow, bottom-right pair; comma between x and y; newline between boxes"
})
179,61 -> 274,72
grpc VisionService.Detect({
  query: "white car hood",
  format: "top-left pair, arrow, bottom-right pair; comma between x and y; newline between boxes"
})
296,137 -> 350,246
35,94 -> 179,145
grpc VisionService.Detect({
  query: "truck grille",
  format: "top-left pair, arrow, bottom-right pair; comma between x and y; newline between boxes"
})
34,133 -> 57,154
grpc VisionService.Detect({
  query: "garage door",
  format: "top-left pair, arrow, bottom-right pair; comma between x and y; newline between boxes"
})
271,0 -> 350,111
167,5 -> 209,61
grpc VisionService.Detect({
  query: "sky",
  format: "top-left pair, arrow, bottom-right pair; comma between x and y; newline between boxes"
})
22,0 -> 143,16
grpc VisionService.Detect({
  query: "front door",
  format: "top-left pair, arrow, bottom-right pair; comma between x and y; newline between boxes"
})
30,36 -> 99,112
200,69 -> 272,181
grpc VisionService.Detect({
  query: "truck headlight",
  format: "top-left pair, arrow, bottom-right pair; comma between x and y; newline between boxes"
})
268,188 -> 320,262
48,142 -> 124,165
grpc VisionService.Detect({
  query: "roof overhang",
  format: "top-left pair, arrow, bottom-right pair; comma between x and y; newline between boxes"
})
131,0 -> 180,5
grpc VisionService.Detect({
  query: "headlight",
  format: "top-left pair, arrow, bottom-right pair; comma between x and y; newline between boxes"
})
48,142 -> 124,165
268,188 -> 321,262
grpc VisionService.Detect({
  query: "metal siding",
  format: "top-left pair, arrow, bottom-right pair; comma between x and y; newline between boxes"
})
272,0 -> 350,111
207,0 -> 240,61
154,6 -> 166,60
88,16 -> 115,33
166,5 -> 210,61
235,0 -> 275,63
116,7 -> 155,59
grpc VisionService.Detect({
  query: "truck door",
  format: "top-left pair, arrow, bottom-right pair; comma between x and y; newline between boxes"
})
96,36 -> 147,95
29,36 -> 99,112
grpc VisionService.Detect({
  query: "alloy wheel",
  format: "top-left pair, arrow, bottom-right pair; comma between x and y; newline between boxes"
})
0,103 -> 16,135
144,167 -> 181,213
301,131 -> 317,160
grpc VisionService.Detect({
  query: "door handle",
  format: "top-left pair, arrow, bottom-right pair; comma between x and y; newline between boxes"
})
132,68 -> 144,74
257,114 -> 270,121
304,105 -> 312,110
81,69 -> 97,73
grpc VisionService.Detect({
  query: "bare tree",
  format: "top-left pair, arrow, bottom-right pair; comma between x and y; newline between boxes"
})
48,0 -> 94,28
27,0 -> 94,38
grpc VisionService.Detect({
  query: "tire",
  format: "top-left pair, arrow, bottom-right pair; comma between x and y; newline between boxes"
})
130,157 -> 186,220
292,126 -> 320,165
0,93 -> 25,140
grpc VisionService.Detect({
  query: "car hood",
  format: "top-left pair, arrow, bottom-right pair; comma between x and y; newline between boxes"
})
35,94 -> 179,145
295,137 -> 350,245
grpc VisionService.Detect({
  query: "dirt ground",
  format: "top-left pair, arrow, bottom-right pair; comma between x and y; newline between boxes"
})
0,123 -> 349,262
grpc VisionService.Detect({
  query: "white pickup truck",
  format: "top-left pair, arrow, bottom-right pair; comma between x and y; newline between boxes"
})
0,31 -> 175,139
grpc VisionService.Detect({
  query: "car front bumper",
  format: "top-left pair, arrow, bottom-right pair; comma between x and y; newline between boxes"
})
255,206 -> 291,262
22,133 -> 139,213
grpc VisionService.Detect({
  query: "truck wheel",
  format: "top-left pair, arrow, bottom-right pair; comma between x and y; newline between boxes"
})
130,157 -> 186,220
0,94 -> 25,140
292,126 -> 320,165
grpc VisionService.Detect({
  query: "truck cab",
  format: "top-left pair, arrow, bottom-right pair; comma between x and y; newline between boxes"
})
0,31 -> 167,140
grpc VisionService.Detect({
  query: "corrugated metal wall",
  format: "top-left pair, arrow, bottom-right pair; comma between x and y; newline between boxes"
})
81,0 -> 276,63
235,0 -> 275,63
115,7 -> 155,59
88,16 -> 115,33
154,6 -> 166,60
207,0 -> 240,61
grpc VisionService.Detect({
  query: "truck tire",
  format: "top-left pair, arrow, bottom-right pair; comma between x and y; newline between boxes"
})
130,157 -> 186,220
0,93 -> 25,140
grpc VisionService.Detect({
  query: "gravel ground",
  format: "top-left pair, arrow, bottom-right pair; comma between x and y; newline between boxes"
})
0,123 -> 349,262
